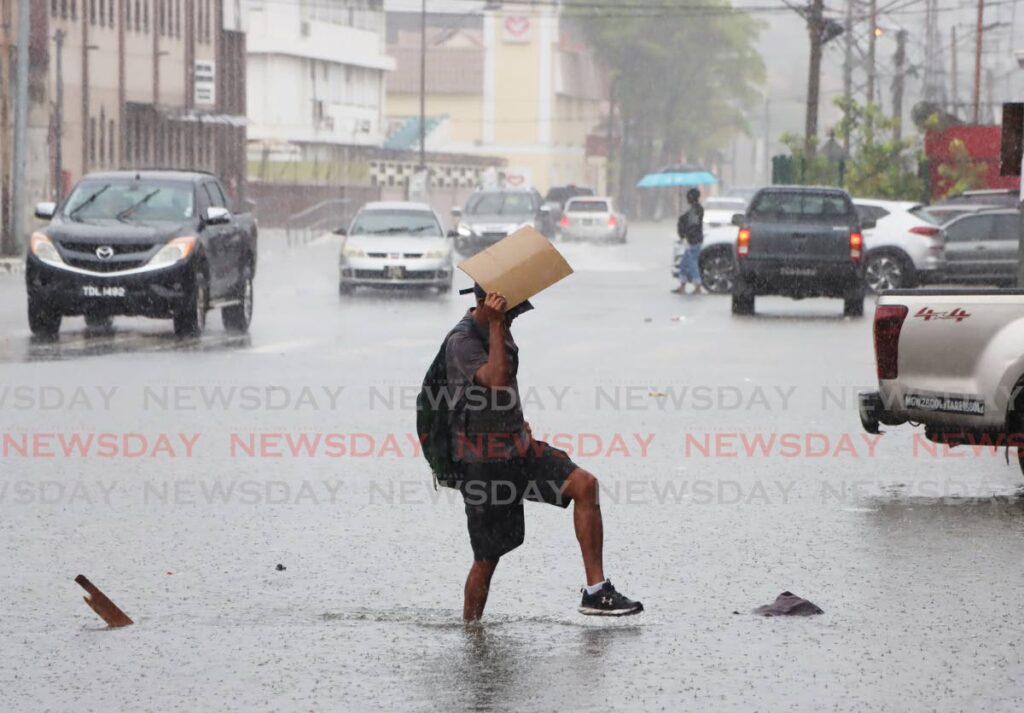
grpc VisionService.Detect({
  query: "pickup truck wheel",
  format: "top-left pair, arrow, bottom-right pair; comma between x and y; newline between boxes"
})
84,313 -> 113,330
173,274 -> 207,337
731,294 -> 755,315
222,269 -> 253,334
28,295 -> 62,338
843,296 -> 865,317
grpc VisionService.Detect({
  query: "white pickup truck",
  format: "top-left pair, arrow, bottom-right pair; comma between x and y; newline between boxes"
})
859,288 -> 1024,473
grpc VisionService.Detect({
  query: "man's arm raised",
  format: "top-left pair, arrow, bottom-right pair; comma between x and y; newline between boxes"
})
474,292 -> 510,388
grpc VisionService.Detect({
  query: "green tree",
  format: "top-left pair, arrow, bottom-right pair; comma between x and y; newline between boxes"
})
779,99 -> 925,201
936,138 -> 987,198
574,1 -> 765,214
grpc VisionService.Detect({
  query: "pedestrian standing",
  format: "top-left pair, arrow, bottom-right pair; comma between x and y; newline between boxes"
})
672,188 -> 705,295
443,284 -> 644,621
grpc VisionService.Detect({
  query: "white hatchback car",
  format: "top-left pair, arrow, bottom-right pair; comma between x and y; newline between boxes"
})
338,202 -> 454,294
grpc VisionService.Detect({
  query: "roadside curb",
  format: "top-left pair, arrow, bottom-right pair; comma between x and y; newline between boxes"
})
0,258 -> 24,275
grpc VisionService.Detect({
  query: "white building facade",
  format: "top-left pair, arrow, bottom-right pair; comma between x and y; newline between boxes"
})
242,0 -> 394,182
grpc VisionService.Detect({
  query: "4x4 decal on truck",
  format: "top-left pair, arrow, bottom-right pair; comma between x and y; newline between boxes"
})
913,307 -> 971,322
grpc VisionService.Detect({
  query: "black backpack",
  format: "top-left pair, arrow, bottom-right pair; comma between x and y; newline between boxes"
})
416,322 -> 470,488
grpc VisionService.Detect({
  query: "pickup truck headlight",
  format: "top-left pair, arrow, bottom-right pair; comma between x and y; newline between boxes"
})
30,233 -> 65,267
342,245 -> 366,258
424,249 -> 449,259
148,236 -> 197,268
457,224 -> 474,238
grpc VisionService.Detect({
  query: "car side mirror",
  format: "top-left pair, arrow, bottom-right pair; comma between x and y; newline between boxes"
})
447,229 -> 458,239
35,201 -> 56,220
731,213 -> 745,227
451,207 -> 463,218
333,226 -> 347,236
861,218 -> 877,230
204,206 -> 231,225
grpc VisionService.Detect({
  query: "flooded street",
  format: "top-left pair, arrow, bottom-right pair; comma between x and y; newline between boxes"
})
3,224 -> 1024,712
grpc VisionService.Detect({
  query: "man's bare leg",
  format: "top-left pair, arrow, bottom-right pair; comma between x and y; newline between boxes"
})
562,468 -> 605,585
464,558 -> 499,622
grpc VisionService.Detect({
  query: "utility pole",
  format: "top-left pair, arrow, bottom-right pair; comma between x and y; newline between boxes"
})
605,77 -> 617,199
951,25 -> 959,114
804,0 -> 824,155
892,29 -> 907,141
419,0 -> 427,169
54,29 -> 66,203
973,0 -> 985,124
842,0 -> 853,154
867,0 -> 877,106
8,0 -> 31,256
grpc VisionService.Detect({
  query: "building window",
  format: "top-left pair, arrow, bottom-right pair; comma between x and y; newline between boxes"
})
70,0 -> 76,20
196,0 -> 203,44
90,0 -> 96,25
99,0 -> 104,26
176,0 -> 182,38
109,119 -> 116,166
126,0 -> 132,28
143,0 -> 149,32
109,0 -> 115,27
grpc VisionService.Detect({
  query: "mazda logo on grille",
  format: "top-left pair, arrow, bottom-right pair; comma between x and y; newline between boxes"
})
95,245 -> 115,260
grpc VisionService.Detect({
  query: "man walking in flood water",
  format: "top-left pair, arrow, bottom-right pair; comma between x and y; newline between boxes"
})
445,284 -> 643,621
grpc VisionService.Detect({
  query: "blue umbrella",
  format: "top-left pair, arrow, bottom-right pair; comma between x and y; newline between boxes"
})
636,169 -> 718,188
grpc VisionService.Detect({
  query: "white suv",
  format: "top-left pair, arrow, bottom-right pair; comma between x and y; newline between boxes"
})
854,199 -> 946,291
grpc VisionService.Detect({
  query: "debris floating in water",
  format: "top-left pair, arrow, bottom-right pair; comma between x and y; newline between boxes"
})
752,591 -> 823,617
75,575 -> 134,628
275,563 -> 287,572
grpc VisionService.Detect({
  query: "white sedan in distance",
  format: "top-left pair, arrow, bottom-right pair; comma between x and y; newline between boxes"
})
337,202 -> 454,294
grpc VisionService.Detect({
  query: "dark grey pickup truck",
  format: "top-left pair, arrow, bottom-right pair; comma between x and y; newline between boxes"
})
730,186 -> 874,317
26,170 -> 257,338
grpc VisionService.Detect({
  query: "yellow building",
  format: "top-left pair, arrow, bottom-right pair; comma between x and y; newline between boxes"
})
385,5 -> 606,195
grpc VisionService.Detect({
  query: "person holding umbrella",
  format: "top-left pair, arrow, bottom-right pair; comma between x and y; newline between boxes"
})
672,188 -> 705,294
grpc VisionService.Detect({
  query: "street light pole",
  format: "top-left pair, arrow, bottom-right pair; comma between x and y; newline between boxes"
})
419,0 -> 427,169
54,29 -> 66,203
8,0 -> 31,256
804,0 -> 824,155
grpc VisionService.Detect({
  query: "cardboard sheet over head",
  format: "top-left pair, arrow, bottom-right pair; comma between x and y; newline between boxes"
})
457,226 -> 574,309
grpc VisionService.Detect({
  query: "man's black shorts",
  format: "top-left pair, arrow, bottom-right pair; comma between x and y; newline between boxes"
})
458,440 -> 579,561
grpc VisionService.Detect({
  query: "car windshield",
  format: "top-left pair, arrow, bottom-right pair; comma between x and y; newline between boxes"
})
566,200 -> 610,213
748,192 -> 854,221
465,192 -> 537,216
63,180 -> 195,223
350,210 -> 442,236
705,198 -> 746,212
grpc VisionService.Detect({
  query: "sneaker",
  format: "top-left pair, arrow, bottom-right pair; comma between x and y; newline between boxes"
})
578,581 -> 644,616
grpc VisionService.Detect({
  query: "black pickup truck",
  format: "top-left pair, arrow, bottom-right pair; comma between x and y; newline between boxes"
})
730,186 -> 874,317
26,170 -> 257,338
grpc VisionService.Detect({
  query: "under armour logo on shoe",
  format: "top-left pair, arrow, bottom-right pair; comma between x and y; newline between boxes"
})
601,596 -> 613,606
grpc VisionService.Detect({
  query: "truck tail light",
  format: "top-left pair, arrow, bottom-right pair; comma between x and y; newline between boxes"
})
850,231 -> 863,261
608,214 -> 618,227
874,304 -> 909,380
737,228 -> 751,257
909,226 -> 940,237
559,214 -> 570,227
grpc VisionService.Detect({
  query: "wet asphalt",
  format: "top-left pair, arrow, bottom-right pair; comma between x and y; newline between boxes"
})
2,225 -> 1023,712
